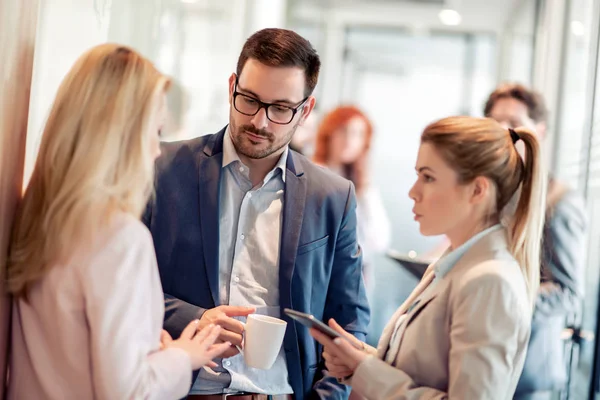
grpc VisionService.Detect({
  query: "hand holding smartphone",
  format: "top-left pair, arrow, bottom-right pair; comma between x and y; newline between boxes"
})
283,308 -> 364,350
284,308 -> 342,339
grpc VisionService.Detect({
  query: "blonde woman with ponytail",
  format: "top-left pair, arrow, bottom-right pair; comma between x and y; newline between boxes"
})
7,44 -> 231,400
311,116 -> 545,399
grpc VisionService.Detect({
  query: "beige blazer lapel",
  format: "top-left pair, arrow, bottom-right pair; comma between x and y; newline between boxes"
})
377,265 -> 437,359
377,231 -> 509,363
384,229 -> 511,359
384,273 -> 450,362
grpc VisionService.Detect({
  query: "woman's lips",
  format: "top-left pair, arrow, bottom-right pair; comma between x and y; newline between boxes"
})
412,209 -> 422,220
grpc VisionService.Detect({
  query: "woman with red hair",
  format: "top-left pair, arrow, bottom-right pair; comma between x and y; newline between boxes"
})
313,105 -> 391,287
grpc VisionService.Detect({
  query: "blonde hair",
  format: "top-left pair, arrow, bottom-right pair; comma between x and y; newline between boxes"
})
421,116 -> 546,307
7,44 -> 170,298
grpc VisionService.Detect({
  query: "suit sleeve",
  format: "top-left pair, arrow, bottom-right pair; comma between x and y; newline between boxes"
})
163,294 -> 208,338
350,264 -> 528,400
535,194 -> 587,321
142,199 -> 208,339
313,182 -> 371,400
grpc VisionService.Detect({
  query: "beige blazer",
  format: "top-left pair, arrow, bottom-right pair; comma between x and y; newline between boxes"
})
351,228 -> 531,399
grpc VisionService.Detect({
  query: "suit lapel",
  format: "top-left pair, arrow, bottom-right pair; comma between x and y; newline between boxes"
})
378,228 -> 511,362
401,277 -> 444,328
198,129 -> 225,306
278,152 -> 307,393
377,267 -> 436,358
279,152 -> 306,310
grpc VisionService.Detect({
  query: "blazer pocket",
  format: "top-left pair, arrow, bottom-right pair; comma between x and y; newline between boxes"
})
297,235 -> 329,255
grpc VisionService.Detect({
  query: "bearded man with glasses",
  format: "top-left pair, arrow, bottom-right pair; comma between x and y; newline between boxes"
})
143,28 -> 370,400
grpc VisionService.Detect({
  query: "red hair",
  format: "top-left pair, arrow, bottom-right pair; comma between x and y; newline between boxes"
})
313,105 -> 374,192
313,106 -> 373,163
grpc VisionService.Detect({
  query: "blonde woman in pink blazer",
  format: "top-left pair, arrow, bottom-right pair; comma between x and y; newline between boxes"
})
6,44 -> 233,400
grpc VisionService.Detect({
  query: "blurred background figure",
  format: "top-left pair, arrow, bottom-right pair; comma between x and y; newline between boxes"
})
484,83 -> 588,400
313,105 -> 391,288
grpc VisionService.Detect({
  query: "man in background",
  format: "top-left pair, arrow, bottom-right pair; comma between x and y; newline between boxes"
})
484,83 -> 588,400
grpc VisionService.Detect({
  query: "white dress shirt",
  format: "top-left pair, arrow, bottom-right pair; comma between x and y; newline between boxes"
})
191,128 -> 293,395
8,213 -> 192,400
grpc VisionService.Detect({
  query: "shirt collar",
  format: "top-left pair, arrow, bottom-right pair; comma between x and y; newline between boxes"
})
434,224 -> 503,280
222,126 -> 288,183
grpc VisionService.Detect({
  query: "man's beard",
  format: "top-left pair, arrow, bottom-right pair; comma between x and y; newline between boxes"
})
230,118 -> 300,160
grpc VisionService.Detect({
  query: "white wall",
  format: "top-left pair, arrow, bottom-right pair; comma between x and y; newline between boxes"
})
25,0 -> 112,186
24,0 -> 290,175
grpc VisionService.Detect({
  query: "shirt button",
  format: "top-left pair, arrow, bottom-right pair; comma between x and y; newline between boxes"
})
225,361 -> 231,367
240,234 -> 245,240
239,166 -> 244,172
247,192 -> 252,198
234,276 -> 240,283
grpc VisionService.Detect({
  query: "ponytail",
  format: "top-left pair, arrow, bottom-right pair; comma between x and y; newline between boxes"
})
508,127 -> 546,308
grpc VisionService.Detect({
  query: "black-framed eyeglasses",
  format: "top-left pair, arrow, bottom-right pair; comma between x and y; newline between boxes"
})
232,79 -> 309,125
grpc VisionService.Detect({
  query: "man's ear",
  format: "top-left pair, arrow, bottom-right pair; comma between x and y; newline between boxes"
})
228,73 -> 236,105
298,96 -> 316,126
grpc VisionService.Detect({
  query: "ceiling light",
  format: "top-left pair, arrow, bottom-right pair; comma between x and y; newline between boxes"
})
571,21 -> 585,37
438,10 -> 462,26
439,9 -> 462,26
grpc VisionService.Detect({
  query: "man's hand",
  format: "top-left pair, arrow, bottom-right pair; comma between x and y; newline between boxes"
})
199,305 -> 255,358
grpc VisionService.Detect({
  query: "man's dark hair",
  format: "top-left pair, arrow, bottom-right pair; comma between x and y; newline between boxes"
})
236,28 -> 321,98
484,83 -> 549,124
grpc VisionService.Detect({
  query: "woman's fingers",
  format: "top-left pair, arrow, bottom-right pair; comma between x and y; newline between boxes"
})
160,330 -> 173,350
324,363 -> 353,379
310,328 -> 337,348
329,319 -> 363,348
323,350 -> 344,365
180,319 -> 200,340
206,342 -> 233,359
322,352 -> 353,377
195,324 -> 221,348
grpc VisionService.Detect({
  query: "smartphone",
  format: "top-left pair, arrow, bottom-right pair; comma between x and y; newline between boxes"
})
283,308 -> 342,339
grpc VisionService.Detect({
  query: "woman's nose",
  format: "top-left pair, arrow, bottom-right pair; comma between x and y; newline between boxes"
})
408,182 -> 419,201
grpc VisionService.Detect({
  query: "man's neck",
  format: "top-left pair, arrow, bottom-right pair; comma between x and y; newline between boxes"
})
239,150 -> 284,187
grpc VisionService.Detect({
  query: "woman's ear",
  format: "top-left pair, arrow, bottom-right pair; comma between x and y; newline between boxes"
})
470,176 -> 491,205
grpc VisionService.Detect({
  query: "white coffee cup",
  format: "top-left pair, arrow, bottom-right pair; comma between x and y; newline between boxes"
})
236,314 -> 287,370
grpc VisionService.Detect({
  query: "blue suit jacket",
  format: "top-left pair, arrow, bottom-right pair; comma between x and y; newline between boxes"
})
143,127 -> 370,400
